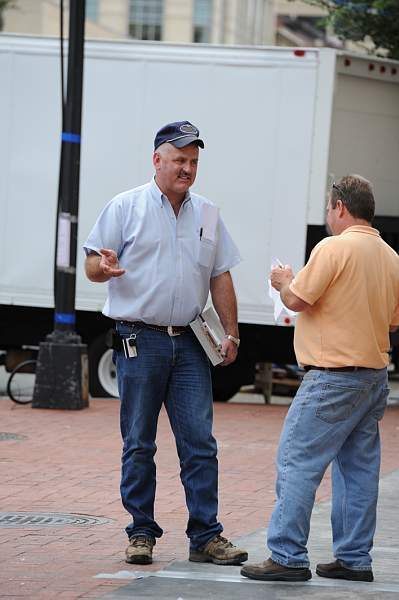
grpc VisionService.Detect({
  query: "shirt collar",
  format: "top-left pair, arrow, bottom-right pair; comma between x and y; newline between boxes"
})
341,225 -> 380,237
149,177 -> 163,207
150,176 -> 192,208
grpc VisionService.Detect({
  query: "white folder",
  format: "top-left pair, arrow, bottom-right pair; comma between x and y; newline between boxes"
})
190,306 -> 225,366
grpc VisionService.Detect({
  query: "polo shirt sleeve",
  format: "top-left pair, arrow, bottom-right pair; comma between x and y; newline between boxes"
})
391,302 -> 399,326
290,240 -> 337,306
211,216 -> 241,278
83,196 -> 124,257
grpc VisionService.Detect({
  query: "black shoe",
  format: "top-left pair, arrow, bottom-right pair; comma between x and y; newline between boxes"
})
241,557 -> 312,582
316,560 -> 373,582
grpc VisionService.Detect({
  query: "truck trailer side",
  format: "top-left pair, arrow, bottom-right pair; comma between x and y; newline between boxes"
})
1,35 -> 398,398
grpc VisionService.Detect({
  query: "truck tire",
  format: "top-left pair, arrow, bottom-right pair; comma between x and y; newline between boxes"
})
212,380 -> 242,402
88,334 -> 119,398
211,358 -> 256,402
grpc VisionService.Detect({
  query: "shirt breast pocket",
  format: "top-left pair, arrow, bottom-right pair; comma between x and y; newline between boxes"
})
198,238 -> 216,268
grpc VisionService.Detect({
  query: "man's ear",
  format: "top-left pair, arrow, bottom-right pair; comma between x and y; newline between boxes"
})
153,152 -> 160,169
337,199 -> 346,217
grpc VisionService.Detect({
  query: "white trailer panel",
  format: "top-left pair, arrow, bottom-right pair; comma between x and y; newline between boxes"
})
0,36 -> 398,326
0,36 -> 320,325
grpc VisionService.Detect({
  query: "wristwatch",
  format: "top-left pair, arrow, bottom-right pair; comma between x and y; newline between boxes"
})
225,334 -> 240,348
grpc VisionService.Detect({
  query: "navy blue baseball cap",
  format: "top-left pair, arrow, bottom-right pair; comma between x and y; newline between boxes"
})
154,120 -> 204,151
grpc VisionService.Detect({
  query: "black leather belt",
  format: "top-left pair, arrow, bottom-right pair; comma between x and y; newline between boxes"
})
304,365 -> 368,372
118,320 -> 190,335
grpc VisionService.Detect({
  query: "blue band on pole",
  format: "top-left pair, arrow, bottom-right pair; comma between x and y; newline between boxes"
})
55,312 -> 76,325
62,132 -> 81,144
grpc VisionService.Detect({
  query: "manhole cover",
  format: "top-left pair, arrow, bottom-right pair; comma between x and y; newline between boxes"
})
0,432 -> 27,441
0,512 -> 113,528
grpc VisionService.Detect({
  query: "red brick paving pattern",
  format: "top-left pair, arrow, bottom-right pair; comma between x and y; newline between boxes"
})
0,399 -> 398,599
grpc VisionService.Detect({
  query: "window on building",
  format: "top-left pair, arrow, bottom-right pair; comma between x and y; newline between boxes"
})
193,0 -> 212,43
86,0 -> 99,22
129,0 -> 163,41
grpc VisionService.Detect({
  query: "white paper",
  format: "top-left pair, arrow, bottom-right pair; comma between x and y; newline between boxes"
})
268,257 -> 297,325
56,213 -> 71,268
200,204 -> 218,242
190,306 -> 225,365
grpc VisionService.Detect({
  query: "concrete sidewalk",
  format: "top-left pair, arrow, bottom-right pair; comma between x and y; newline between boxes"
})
1,393 -> 398,599
97,470 -> 399,600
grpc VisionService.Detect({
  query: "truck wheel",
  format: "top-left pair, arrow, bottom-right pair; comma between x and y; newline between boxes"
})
88,334 -> 119,398
212,380 -> 241,402
211,358 -> 256,402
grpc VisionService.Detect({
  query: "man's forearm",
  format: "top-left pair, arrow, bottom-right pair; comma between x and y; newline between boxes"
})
210,271 -> 238,336
280,282 -> 310,312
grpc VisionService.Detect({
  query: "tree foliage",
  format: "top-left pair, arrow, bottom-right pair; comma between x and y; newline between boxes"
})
296,0 -> 399,59
0,0 -> 14,31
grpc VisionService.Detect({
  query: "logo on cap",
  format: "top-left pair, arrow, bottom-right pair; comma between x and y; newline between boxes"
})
180,123 -> 198,135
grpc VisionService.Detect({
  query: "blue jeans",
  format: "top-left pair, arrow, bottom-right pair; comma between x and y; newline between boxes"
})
115,321 -> 222,549
267,368 -> 389,570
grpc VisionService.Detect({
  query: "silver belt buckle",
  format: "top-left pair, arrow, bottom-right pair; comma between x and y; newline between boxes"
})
167,325 -> 180,337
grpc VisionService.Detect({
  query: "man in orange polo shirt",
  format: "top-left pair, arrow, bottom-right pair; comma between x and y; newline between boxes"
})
241,174 -> 399,583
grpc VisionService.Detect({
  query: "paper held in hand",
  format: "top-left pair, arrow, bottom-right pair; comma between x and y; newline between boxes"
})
190,306 -> 225,366
269,256 -> 297,325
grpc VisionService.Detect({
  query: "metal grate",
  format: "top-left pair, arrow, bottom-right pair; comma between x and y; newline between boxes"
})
0,432 -> 27,441
0,512 -> 113,528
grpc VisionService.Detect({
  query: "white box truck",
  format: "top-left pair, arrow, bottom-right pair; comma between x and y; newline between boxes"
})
1,34 -> 398,399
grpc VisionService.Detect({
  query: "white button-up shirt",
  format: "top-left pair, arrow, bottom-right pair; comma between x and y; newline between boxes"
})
84,179 -> 241,325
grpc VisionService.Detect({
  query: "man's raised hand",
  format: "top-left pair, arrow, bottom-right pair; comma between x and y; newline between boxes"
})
99,248 -> 125,277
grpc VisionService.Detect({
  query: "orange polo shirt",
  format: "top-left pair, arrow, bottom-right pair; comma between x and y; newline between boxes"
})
290,226 -> 399,368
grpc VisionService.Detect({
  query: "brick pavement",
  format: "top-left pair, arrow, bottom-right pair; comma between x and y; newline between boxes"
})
0,397 -> 398,599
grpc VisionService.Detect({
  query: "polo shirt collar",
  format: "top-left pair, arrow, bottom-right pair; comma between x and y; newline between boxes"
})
341,225 -> 380,237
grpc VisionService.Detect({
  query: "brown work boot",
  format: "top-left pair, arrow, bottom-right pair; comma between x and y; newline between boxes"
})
125,535 -> 155,564
189,535 -> 248,565
241,557 -> 312,581
316,559 -> 373,582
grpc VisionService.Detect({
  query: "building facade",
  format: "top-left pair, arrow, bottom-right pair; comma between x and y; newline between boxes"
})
2,0 -> 330,47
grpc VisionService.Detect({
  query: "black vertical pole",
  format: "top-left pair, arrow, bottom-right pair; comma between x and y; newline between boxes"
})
32,0 -> 89,409
54,0 -> 84,336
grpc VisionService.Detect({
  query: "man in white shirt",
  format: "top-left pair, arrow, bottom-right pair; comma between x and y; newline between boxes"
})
84,121 -> 247,566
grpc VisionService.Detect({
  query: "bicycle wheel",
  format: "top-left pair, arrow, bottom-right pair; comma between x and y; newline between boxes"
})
7,359 -> 37,404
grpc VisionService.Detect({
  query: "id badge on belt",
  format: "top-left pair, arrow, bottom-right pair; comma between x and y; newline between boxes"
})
122,334 -> 138,358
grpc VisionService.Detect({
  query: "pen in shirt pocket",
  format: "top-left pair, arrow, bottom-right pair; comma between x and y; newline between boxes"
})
199,227 -> 203,240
